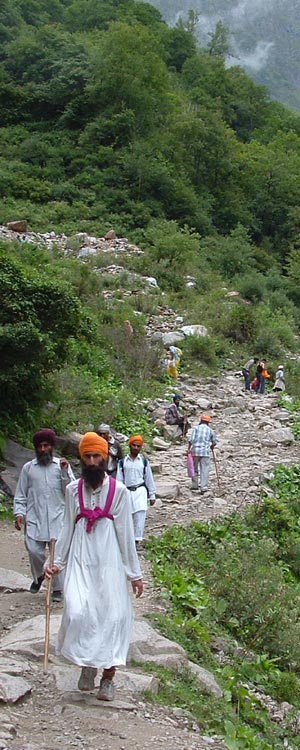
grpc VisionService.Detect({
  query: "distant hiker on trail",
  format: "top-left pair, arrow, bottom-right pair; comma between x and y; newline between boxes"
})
255,360 -> 270,394
273,365 -> 285,392
165,344 -> 182,374
165,394 -> 190,438
124,319 -> 135,336
96,423 -> 124,478
116,435 -> 156,552
188,415 -> 217,494
242,357 -> 258,391
165,349 -> 178,379
44,432 -> 143,702
13,428 -> 75,603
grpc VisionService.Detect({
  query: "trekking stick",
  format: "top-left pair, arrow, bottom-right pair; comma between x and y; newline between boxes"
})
43,538 -> 56,674
212,447 -> 221,491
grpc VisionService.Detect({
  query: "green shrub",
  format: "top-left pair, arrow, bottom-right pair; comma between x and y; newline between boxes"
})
221,303 -> 256,343
181,334 -> 218,366
235,271 -> 267,302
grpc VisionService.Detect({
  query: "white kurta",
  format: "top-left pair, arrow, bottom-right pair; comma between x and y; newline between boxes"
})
53,476 -> 141,668
116,455 -> 156,513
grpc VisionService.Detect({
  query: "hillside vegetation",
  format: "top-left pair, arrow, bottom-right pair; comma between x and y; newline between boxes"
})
2,0 -> 300,436
4,5 -> 300,748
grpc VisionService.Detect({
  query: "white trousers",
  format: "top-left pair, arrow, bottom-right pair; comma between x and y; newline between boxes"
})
132,510 -> 147,541
25,535 -> 65,590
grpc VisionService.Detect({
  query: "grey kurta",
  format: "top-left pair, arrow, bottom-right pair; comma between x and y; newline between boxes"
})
14,457 -> 75,540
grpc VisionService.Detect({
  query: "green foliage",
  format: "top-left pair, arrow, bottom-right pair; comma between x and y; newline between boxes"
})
146,467 -> 300,748
235,272 -> 267,303
180,334 -> 218,367
0,247 -> 86,428
221,303 -> 256,343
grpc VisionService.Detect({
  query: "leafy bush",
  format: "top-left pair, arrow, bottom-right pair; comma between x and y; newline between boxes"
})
180,334 -> 218,366
221,303 -> 256,343
235,271 -> 267,302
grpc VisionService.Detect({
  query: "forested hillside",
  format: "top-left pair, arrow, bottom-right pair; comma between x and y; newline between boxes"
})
148,0 -> 300,111
2,0 -> 300,439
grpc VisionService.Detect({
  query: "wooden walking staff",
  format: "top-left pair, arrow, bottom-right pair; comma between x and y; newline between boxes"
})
212,447 -> 221,491
43,538 -> 56,674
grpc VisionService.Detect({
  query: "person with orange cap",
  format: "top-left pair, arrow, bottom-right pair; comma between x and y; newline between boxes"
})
14,428 -> 75,602
116,435 -> 156,552
45,432 -> 143,702
187,415 -> 217,494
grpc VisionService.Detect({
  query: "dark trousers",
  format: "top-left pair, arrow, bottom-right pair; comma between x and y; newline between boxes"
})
242,368 -> 251,390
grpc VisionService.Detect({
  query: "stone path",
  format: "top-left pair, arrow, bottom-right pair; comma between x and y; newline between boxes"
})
0,371 -> 298,749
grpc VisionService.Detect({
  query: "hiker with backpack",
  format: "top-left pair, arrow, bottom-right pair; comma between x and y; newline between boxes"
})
96,423 -> 124,478
165,344 -> 182,377
117,434 -> 156,552
44,432 -> 143,702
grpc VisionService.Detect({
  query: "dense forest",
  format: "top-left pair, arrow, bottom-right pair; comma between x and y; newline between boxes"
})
2,0 -> 300,436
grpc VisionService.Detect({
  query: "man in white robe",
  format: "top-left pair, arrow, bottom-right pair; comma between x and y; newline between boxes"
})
116,434 -> 156,551
14,428 -> 74,602
45,432 -> 143,702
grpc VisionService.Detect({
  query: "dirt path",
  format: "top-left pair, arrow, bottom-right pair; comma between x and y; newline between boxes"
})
0,371 -> 298,750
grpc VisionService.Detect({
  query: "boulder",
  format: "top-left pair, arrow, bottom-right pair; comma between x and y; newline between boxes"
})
55,431 -> 82,457
155,481 -> 181,503
104,230 -> 117,240
180,325 -> 208,337
188,662 -> 223,698
128,620 -> 186,667
6,220 -> 28,233
51,665 -> 159,695
162,332 -> 185,345
197,398 -> 212,410
0,614 -> 61,659
0,568 -> 32,592
152,437 -> 170,451
0,673 -> 32,703
262,427 -> 294,446
162,424 -> 182,442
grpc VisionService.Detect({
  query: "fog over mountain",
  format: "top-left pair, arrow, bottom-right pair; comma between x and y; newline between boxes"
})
146,0 -> 300,110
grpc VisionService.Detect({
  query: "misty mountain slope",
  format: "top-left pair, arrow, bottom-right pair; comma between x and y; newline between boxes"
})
146,0 -> 300,110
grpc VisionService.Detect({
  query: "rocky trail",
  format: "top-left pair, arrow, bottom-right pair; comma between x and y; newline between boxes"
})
0,225 -> 299,749
0,370 -> 298,750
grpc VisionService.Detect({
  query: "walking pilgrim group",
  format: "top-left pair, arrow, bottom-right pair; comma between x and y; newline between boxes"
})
13,427 -> 155,701
13,353 -> 285,702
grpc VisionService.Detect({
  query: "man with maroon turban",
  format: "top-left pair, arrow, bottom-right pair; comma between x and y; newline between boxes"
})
45,432 -> 143,702
116,434 -> 156,552
14,428 -> 75,602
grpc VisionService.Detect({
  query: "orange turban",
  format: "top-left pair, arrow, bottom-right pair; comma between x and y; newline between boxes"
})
79,432 -> 108,459
128,434 -> 144,447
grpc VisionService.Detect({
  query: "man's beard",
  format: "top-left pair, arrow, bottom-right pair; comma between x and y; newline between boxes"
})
36,450 -> 53,465
81,462 -> 106,489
